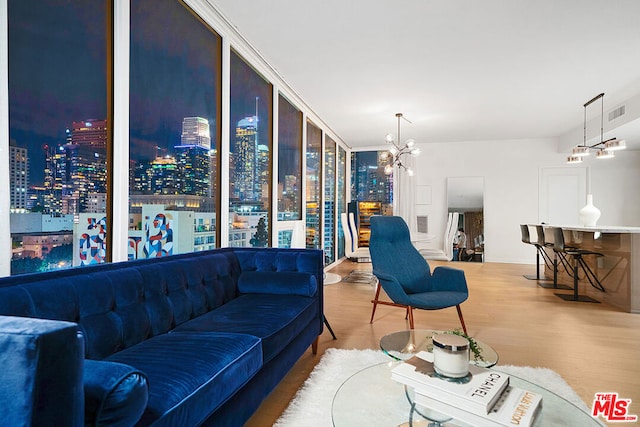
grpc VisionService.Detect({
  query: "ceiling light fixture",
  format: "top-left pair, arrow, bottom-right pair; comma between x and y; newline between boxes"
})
380,113 -> 421,176
568,93 -> 626,163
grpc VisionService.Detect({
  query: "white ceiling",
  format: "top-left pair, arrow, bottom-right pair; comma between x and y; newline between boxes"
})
211,0 -> 640,149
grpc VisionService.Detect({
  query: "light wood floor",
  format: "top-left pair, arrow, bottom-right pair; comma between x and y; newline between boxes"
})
245,260 -> 640,426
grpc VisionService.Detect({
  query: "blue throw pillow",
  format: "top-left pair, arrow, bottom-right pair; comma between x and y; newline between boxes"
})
237,271 -> 317,297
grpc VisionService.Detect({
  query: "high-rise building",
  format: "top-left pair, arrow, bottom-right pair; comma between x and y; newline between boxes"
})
175,144 -> 211,197
131,159 -> 151,194
150,156 -> 180,195
233,116 -> 258,200
43,144 -> 66,214
176,117 -> 213,197
63,119 -> 108,213
9,141 -> 28,212
181,117 -> 211,149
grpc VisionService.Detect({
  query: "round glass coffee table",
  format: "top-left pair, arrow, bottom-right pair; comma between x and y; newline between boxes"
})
380,329 -> 498,368
331,362 -> 603,426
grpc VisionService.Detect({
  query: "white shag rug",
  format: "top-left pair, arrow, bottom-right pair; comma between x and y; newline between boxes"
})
274,348 -> 590,427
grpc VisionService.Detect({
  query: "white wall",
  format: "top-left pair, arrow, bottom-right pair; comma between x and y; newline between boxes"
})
589,150 -> 640,226
411,138 -> 640,264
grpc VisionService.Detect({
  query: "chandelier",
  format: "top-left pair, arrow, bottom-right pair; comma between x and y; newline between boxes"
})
567,93 -> 626,164
380,113 -> 421,175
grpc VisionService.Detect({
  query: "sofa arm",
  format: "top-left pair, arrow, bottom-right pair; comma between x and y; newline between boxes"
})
0,315 -> 84,427
238,271 -> 318,297
84,360 -> 148,427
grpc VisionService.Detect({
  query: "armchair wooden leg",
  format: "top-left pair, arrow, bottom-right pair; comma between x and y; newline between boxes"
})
408,307 -> 415,329
369,281 -> 382,324
456,305 -> 467,335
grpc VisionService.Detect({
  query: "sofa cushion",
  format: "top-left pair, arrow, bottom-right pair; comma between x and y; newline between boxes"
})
84,360 -> 148,427
237,271 -> 317,297
173,294 -> 317,363
106,331 -> 262,427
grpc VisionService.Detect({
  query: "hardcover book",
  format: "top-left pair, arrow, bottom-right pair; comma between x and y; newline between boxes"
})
391,351 -> 510,414
414,385 -> 543,427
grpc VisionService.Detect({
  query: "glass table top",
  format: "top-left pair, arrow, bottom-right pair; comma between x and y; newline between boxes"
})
331,362 -> 604,427
380,329 -> 499,368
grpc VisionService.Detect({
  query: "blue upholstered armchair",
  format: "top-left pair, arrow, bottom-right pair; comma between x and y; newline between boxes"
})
368,215 -> 468,333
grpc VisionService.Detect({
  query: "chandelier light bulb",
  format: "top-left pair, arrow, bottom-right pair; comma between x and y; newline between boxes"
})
388,146 -> 398,155
384,164 -> 393,175
406,168 -> 414,176
596,149 -> 614,159
380,151 -> 389,160
572,146 -> 590,157
567,156 -> 583,164
411,148 -> 421,157
604,138 -> 626,151
405,139 -> 415,148
385,133 -> 394,143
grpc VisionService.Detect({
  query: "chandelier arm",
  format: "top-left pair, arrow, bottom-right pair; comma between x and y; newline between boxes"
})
571,93 -> 623,162
600,94 -> 604,146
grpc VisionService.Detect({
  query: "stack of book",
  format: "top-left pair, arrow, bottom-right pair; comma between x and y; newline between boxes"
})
391,351 -> 542,427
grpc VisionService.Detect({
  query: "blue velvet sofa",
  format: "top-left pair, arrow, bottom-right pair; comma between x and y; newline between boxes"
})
0,247 -> 324,426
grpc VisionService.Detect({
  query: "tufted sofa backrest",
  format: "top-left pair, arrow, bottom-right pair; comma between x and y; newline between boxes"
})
0,250 -> 241,359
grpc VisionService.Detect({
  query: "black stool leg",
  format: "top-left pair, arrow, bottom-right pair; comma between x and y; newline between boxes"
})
555,255 -> 600,303
525,246 -> 554,282
540,251 -> 571,290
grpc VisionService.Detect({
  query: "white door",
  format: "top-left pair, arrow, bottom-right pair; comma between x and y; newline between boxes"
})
539,167 -> 587,225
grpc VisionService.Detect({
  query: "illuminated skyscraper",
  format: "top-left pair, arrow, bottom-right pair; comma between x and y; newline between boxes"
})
233,116 -> 258,200
9,141 -> 28,212
150,156 -> 180,195
175,145 -> 211,196
181,117 -> 211,149
63,119 -> 108,213
43,144 -> 66,214
176,117 -> 212,197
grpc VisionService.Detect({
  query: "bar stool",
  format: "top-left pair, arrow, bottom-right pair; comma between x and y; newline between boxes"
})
520,224 -> 553,282
551,227 -> 605,303
535,225 -> 571,290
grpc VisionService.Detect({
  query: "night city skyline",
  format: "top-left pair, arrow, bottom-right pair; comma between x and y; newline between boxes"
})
6,0 -> 347,275
8,0 -> 300,193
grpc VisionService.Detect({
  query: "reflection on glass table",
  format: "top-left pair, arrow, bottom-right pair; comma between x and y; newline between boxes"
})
331,362 -> 603,427
380,329 -> 498,368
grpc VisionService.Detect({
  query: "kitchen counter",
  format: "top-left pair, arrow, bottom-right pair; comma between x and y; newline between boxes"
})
536,224 -> 640,313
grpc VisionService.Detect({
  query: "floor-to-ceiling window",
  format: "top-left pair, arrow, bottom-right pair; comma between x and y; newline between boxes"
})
2,1 -> 351,277
129,0 -> 221,259
276,94 -> 303,247
324,136 -> 336,264
351,151 -> 393,210
306,121 -> 322,250
229,51 -> 273,247
337,146 -> 347,259
277,95 -> 302,221
7,0 -> 109,274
